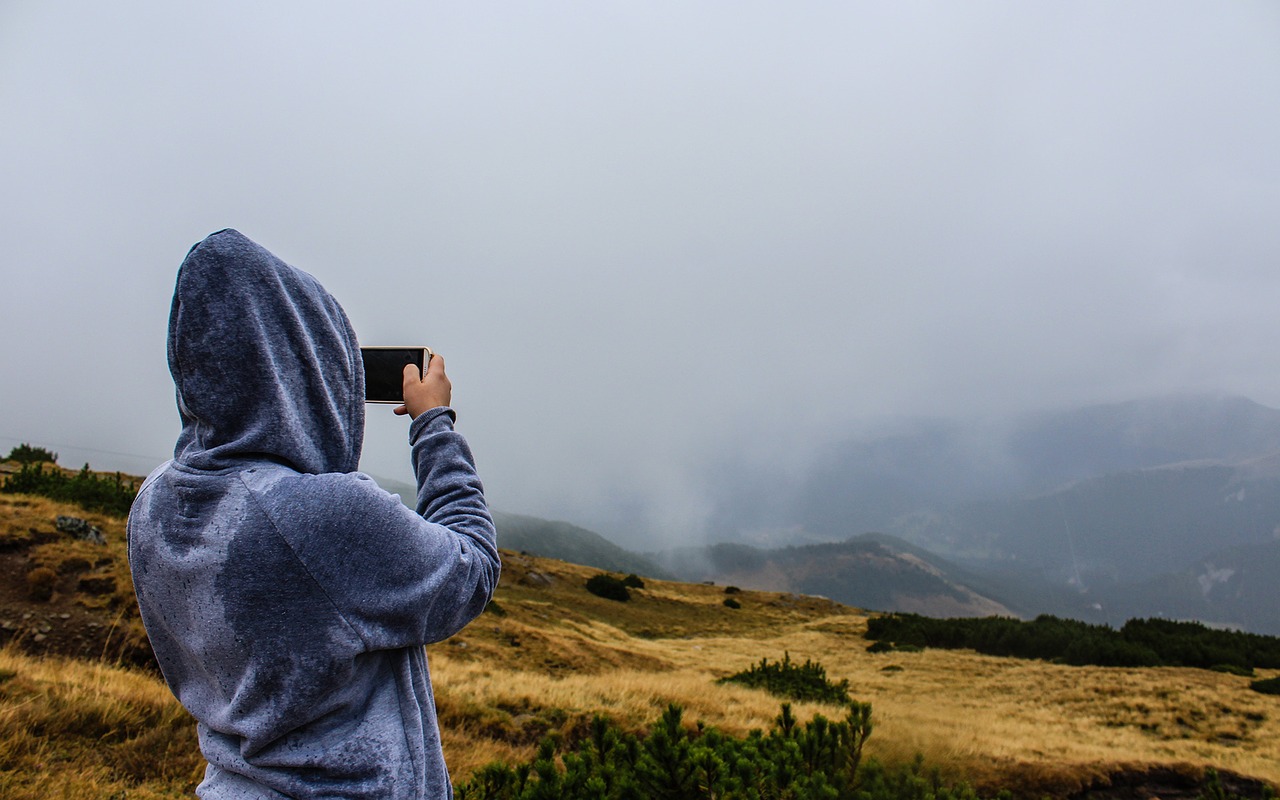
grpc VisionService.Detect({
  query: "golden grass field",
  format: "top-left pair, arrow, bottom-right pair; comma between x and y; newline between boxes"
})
1,489 -> 1278,798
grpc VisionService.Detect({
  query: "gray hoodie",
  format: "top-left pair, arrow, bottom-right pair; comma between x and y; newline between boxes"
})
128,229 -> 499,798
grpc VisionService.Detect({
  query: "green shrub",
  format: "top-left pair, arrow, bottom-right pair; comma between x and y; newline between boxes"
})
723,598 -> 741,609
724,585 -> 741,594
1249,677 -> 1280,696
455,701 -> 894,800
621,574 -> 645,589
718,652 -> 852,706
1211,664 -> 1255,677
866,612 -> 1280,673
5,443 -> 57,464
585,573 -> 630,602
1,462 -> 137,517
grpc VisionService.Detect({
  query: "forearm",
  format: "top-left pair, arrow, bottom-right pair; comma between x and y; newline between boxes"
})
407,408 -> 499,573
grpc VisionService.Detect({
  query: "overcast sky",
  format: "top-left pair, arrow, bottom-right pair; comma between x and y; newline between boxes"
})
2,2 -> 1278,547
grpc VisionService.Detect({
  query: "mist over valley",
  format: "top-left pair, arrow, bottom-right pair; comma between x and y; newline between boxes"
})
472,394 -> 1280,635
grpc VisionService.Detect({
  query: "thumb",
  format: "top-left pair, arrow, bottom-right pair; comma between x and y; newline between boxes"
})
402,362 -> 421,387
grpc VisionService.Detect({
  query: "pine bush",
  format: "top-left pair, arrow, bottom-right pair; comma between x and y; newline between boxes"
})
1,462 -> 137,517
586,574 -> 631,602
717,652 -> 852,706
4,443 -> 58,464
450,700 -> 979,800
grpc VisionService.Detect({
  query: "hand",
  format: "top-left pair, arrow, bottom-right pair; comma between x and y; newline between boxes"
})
394,354 -> 452,419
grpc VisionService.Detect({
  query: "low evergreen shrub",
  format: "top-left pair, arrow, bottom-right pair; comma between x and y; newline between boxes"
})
5,443 -> 57,464
718,652 -> 852,706
454,701 -> 933,800
866,612 -> 1280,672
621,574 -> 645,589
1249,677 -> 1280,696
585,574 -> 630,602
1211,664 -> 1254,677
723,598 -> 741,609
1,462 -> 137,517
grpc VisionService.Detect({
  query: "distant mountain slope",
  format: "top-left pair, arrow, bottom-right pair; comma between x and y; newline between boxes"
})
938,462 -> 1280,581
786,395 -> 1280,545
692,395 -> 1280,634
491,511 -> 671,579
371,475 -> 670,578
1008,395 -> 1280,488
1104,540 -> 1280,636
655,534 -> 1016,618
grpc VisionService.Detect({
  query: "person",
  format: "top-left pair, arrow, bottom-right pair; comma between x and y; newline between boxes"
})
128,229 -> 500,798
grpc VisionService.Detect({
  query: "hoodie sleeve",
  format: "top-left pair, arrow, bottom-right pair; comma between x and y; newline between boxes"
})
255,412 -> 499,651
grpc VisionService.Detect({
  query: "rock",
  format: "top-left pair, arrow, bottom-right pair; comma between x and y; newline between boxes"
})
55,516 -> 105,545
519,570 -> 554,588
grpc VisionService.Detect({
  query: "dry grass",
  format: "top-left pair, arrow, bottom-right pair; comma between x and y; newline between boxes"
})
428,553 -> 1280,795
0,647 -> 202,798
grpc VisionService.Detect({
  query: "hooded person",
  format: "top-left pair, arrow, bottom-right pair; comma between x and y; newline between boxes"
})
128,229 -> 500,799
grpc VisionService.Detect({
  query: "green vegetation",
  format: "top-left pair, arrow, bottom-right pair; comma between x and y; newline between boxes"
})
4,444 -> 57,464
718,653 -> 853,707
724,598 -> 741,610
621,574 -> 645,589
1250,677 -> 1280,696
1,462 -> 137,517
452,701 -> 982,800
586,573 -> 632,602
866,613 -> 1280,672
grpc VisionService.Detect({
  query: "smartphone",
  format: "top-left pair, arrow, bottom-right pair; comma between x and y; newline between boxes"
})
360,346 -> 433,404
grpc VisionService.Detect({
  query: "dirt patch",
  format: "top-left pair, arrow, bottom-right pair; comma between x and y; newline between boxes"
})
0,496 -> 154,667
1082,767 -> 1273,800
1007,764 -> 1278,800
0,550 -> 151,665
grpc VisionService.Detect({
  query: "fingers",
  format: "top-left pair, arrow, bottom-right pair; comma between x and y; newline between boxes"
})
395,351 -> 451,419
426,352 -> 446,377
393,404 -> 409,416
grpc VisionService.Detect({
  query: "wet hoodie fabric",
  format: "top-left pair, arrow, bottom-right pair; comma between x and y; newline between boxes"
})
128,230 -> 499,799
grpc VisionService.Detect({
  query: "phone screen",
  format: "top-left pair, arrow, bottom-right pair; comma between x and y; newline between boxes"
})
360,347 -> 429,403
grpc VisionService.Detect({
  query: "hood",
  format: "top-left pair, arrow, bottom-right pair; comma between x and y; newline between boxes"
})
168,229 -> 364,474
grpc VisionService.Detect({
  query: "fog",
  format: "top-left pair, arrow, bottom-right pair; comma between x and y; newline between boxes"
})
2,2 -> 1278,548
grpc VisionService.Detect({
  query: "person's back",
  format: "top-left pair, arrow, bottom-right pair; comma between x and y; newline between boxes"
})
128,229 -> 499,798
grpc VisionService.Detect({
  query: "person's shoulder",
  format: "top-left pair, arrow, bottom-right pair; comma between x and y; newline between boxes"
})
240,465 -> 368,489
239,467 -> 396,516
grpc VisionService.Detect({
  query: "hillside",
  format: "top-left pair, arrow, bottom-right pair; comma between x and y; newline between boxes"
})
491,510 -> 671,579
2,488 -> 1279,798
697,395 -> 1280,634
654,534 -> 1018,618
1104,540 -> 1280,635
370,475 -> 670,578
